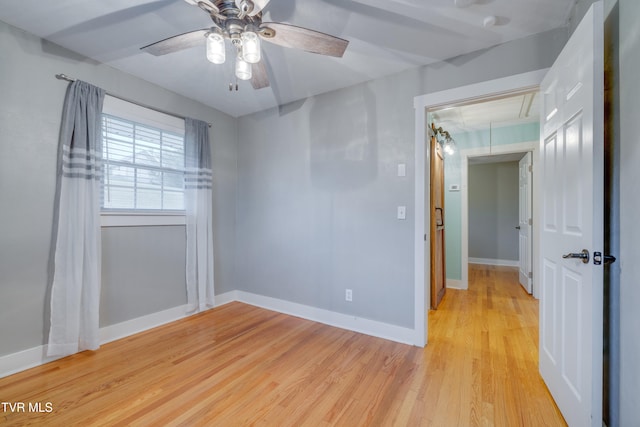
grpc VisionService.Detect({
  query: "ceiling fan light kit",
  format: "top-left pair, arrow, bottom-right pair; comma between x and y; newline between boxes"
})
206,32 -> 226,64
235,53 -> 252,80
141,0 -> 349,90
240,31 -> 261,64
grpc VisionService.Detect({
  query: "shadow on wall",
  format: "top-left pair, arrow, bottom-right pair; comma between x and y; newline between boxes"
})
309,85 -> 378,191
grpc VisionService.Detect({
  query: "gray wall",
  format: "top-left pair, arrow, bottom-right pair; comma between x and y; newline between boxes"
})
468,162 -> 519,261
617,0 -> 640,424
237,28 -> 567,329
0,21 -> 238,357
100,226 -> 187,327
237,81 -> 415,327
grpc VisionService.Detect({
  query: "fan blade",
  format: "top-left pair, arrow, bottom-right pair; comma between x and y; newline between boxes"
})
251,60 -> 270,89
236,0 -> 271,17
260,22 -> 348,57
141,29 -> 209,56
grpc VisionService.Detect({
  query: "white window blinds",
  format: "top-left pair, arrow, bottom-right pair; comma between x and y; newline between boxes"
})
101,96 -> 186,212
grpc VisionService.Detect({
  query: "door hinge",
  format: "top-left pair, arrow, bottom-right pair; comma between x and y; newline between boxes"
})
528,165 -> 532,172
528,272 -> 533,279
424,234 -> 427,242
528,218 -> 532,226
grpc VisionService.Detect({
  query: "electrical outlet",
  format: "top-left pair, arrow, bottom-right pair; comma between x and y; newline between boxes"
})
345,289 -> 353,302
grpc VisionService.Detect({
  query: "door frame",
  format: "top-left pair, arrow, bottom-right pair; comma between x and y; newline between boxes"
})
461,143 -> 538,294
413,69 -> 547,346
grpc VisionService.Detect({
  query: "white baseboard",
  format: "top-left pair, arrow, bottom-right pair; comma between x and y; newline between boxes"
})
235,291 -> 416,346
469,257 -> 519,267
100,304 -> 191,345
446,279 -> 467,290
0,292 -> 237,379
0,290 -> 415,379
213,290 -> 238,307
99,291 -> 239,345
0,346 -> 65,380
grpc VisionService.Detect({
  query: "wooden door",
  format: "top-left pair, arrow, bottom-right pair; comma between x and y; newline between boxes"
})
430,124 -> 446,309
539,2 -> 604,425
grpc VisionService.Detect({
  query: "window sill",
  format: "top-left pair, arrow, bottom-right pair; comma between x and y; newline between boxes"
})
101,212 -> 186,227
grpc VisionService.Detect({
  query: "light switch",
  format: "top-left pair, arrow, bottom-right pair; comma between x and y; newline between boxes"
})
397,206 -> 406,220
397,163 -> 406,177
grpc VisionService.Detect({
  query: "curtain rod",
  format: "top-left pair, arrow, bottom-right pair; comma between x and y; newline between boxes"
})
55,73 -> 212,128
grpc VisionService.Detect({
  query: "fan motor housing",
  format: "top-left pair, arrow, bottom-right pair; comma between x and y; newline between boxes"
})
208,0 -> 263,36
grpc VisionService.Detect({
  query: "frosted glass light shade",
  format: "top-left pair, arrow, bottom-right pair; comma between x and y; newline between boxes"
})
444,138 -> 456,155
241,31 -> 261,64
206,33 -> 225,64
235,55 -> 252,80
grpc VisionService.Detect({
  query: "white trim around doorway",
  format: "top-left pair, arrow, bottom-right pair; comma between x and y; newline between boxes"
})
413,69 -> 547,347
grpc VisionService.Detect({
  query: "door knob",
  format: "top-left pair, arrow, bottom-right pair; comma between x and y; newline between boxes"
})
515,226 -> 521,230
562,249 -> 590,264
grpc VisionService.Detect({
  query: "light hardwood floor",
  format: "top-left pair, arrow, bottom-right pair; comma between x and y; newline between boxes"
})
0,265 -> 566,426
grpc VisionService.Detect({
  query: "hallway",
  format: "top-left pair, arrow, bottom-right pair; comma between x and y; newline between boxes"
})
422,264 -> 566,425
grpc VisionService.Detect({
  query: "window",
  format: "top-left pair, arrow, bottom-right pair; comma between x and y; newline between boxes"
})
101,96 -> 187,226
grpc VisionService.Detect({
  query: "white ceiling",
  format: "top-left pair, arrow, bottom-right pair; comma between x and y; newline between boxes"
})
0,0 -> 573,117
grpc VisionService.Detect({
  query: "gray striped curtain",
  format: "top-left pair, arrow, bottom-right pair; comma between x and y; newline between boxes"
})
48,81 -> 105,356
185,118 -> 214,312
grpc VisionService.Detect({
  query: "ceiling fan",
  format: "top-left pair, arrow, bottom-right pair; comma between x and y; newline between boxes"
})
141,0 -> 349,90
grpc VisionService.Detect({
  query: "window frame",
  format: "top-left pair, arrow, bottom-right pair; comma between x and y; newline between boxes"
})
100,96 -> 187,227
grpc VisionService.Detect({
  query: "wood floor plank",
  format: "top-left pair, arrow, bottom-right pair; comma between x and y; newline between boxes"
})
0,265 -> 566,426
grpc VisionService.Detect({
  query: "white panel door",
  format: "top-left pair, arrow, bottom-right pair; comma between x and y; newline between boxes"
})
539,2 -> 603,426
518,152 -> 532,293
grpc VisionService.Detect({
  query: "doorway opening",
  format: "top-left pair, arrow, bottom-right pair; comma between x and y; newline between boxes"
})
467,152 -> 533,295
412,69 -> 547,347
428,90 -> 539,298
